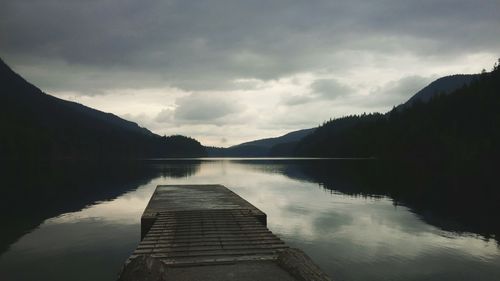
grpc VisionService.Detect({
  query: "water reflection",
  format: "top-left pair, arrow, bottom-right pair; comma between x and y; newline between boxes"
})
0,159 -> 499,281
0,160 -> 201,255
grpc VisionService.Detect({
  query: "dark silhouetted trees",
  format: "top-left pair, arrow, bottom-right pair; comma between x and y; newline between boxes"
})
294,61 -> 500,166
0,58 -> 206,160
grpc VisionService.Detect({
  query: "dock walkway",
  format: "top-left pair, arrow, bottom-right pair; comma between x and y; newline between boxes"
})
119,184 -> 331,281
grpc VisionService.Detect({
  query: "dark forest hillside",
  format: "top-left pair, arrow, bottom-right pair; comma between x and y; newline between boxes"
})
206,128 -> 315,157
207,72 -> 480,158
0,58 -> 206,160
293,61 -> 500,237
295,61 -> 500,164
401,74 -> 478,107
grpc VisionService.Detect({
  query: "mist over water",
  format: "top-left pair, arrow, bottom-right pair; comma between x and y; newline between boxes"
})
0,159 -> 499,281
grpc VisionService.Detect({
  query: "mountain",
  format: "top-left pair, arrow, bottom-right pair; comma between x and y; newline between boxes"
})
292,71 -> 486,158
0,58 -> 206,160
207,73 -> 481,158
295,62 -> 500,161
236,128 -> 315,149
400,74 -> 478,108
292,63 -> 500,241
206,128 -> 315,157
294,113 -> 383,158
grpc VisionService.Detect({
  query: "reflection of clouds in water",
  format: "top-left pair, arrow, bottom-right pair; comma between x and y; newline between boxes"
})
47,178 -> 163,225
313,212 -> 354,236
151,161 -> 500,262
0,219 -> 140,281
4,160 -> 499,281
45,160 -> 500,263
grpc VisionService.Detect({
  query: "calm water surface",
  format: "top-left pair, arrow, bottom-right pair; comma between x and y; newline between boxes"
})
0,159 -> 499,281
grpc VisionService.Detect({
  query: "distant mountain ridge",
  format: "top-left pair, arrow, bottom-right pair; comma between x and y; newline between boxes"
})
206,128 -> 315,157
207,73 -> 481,157
2,55 -> 486,160
295,64 -> 500,159
0,58 -> 153,134
233,128 -> 315,149
401,74 -> 478,107
0,57 -> 206,160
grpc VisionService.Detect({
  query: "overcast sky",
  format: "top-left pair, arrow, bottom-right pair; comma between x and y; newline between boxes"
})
1,0 -> 499,146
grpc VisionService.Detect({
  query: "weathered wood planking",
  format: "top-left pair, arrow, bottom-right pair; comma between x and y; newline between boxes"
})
140,185 -> 266,239
134,210 -> 287,266
119,184 -> 331,281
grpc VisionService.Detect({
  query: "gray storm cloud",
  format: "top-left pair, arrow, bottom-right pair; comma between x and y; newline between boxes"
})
173,93 -> 244,125
311,79 -> 354,100
1,0 -> 499,92
364,76 -> 434,107
1,0 -> 498,145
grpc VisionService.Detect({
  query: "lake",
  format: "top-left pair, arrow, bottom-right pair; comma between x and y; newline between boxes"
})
0,159 -> 499,280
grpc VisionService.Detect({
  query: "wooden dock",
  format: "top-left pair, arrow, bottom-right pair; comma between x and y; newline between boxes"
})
119,184 -> 331,281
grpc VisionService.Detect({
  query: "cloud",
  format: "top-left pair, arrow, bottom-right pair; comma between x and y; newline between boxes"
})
154,108 -> 174,123
1,0 -> 498,145
173,93 -> 244,124
282,94 -> 314,106
1,0 -> 499,93
311,78 -> 354,99
364,75 -> 434,107
282,78 -> 354,106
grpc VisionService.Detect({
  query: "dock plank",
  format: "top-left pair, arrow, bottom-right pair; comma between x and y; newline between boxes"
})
119,184 -> 331,281
140,185 -> 266,239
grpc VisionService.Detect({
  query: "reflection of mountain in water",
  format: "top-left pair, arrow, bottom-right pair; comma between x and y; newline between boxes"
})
240,159 -> 500,244
2,159 -> 498,256
0,160 -> 201,255
147,160 -> 202,178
